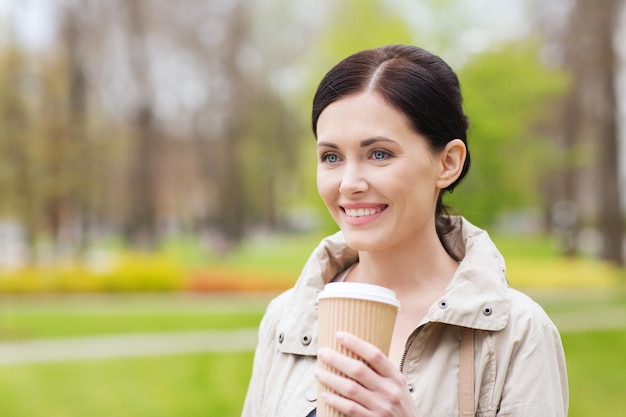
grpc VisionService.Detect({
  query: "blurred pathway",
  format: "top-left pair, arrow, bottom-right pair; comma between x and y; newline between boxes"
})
2,306 -> 626,366
548,308 -> 626,333
0,328 -> 258,366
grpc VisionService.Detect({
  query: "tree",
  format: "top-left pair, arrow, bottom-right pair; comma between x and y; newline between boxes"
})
117,0 -> 161,248
446,40 -> 568,229
562,0 -> 624,265
53,1 -> 93,255
0,46 -> 39,255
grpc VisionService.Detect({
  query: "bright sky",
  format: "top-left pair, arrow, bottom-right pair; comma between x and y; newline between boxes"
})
1,0 -> 534,54
0,0 -> 58,50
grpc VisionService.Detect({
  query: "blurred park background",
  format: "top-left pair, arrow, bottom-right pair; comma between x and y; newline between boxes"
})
0,0 -> 625,416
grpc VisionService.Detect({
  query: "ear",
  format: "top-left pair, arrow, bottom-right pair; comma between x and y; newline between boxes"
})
436,139 -> 467,189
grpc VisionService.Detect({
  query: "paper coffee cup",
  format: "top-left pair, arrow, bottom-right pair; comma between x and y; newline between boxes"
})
317,282 -> 400,417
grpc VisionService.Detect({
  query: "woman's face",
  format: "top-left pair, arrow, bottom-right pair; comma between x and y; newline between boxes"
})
316,92 -> 445,252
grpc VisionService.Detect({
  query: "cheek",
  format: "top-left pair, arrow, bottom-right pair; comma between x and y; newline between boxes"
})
316,170 -> 336,204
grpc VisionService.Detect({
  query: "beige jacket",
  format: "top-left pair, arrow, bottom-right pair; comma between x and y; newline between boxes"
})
242,218 -> 568,417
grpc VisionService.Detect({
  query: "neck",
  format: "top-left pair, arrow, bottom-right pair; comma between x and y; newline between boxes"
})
348,232 -> 458,296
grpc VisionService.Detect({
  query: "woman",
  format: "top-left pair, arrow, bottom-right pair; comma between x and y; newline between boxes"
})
242,44 -> 568,417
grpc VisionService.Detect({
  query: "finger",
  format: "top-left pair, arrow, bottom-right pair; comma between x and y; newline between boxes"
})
317,347 -> 379,399
319,389 -> 371,417
317,346 -> 413,417
315,365 -> 369,404
336,331 -> 400,379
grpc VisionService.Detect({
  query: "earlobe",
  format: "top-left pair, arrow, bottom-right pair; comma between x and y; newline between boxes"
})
436,139 -> 466,189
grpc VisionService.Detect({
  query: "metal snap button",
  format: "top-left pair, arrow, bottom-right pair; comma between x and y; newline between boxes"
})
438,300 -> 448,309
483,307 -> 493,316
305,388 -> 317,402
407,383 -> 415,393
301,334 -> 312,346
278,332 -> 285,343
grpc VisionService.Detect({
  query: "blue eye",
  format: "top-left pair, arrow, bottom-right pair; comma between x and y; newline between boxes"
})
323,153 -> 339,163
372,150 -> 387,160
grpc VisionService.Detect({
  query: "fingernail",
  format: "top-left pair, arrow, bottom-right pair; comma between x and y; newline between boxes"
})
336,331 -> 347,341
318,347 -> 328,358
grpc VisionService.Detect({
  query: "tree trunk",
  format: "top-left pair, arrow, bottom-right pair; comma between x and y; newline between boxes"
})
122,0 -> 159,249
565,0 -> 624,266
62,3 -> 91,256
594,0 -> 623,265
215,1 -> 248,244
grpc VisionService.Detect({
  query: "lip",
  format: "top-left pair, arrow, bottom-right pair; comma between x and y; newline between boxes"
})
340,203 -> 388,226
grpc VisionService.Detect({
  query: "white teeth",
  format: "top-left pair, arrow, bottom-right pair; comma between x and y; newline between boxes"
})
344,207 -> 383,217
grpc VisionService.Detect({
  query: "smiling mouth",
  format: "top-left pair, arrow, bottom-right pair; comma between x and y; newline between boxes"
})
343,206 -> 387,218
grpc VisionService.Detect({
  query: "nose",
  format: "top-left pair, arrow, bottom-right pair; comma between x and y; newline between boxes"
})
339,162 -> 369,195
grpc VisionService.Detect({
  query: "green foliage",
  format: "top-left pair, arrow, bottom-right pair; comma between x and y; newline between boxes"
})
448,39 -> 569,227
314,0 -> 414,68
0,47 -> 123,249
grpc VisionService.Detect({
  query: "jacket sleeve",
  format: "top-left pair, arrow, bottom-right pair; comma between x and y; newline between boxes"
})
241,293 -> 288,417
497,321 -> 569,416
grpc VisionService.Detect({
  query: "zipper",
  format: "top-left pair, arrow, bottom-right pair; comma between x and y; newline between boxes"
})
399,324 -> 426,373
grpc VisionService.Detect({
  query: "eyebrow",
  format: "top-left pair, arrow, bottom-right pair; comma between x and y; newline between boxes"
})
317,136 -> 396,149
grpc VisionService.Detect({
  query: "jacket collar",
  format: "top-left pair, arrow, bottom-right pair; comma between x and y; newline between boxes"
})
276,217 -> 510,356
427,218 -> 511,331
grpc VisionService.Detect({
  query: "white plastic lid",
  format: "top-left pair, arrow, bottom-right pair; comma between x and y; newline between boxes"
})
318,282 -> 400,308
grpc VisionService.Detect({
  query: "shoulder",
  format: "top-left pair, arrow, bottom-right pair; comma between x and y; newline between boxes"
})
259,288 -> 296,333
507,288 -> 555,326
501,287 -> 562,345
494,289 -> 569,415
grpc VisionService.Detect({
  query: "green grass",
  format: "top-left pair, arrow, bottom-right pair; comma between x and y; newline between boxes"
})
194,233 -> 323,274
562,329 -> 626,417
491,234 -> 625,288
1,327 -> 624,417
0,294 -> 267,340
0,232 -> 625,416
492,233 -> 562,259
536,287 -> 626,314
0,351 -> 254,417
0,292 -> 625,416
0,294 -> 262,416
0,311 -> 263,340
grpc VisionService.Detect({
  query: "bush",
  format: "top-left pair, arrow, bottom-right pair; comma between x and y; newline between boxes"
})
0,253 -> 185,293
0,252 -> 296,294
184,267 -> 293,292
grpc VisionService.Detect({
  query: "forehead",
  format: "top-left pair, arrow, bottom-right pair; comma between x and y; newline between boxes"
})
316,92 -> 415,142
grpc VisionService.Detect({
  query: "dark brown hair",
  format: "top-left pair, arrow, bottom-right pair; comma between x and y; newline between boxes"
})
311,44 -> 470,254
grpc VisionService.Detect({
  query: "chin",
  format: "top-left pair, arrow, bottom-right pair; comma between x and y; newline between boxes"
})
341,230 -> 388,252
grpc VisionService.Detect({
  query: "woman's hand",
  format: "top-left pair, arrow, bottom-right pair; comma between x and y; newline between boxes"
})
315,331 -> 419,417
